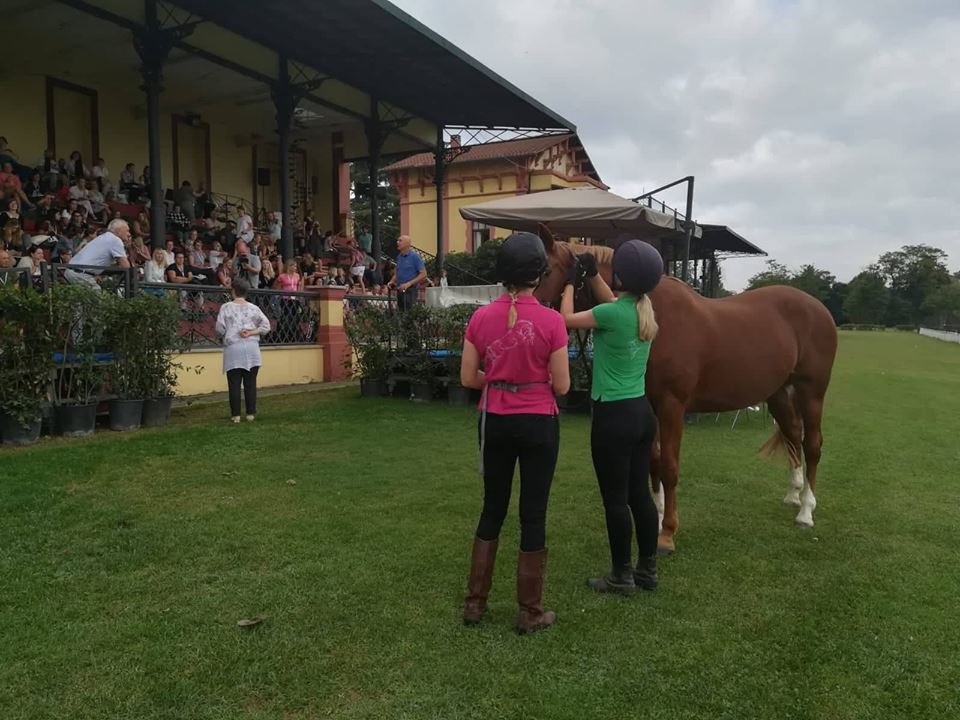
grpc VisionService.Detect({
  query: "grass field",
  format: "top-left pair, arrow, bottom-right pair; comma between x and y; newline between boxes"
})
2,331 -> 959,719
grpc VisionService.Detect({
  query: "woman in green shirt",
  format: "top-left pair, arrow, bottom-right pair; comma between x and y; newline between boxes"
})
561,240 -> 663,594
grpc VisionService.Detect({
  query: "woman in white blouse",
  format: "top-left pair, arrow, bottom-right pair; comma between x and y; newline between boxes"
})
215,278 -> 272,423
143,248 -> 168,283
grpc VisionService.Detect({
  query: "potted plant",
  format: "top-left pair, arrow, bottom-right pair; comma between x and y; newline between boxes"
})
141,293 -> 187,427
104,294 -> 149,431
51,285 -> 108,437
438,304 -> 476,407
406,351 -> 436,402
344,302 -> 390,397
0,286 -> 55,445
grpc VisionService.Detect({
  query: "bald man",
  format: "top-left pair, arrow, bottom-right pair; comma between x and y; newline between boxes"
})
387,235 -> 426,311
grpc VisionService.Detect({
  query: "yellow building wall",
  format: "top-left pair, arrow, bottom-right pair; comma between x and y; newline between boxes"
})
172,346 -> 325,396
0,76 -> 52,164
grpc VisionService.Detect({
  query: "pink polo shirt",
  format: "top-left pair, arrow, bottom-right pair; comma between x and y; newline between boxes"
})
465,294 -> 568,415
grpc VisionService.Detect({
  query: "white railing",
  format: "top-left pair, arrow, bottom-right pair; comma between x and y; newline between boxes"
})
919,327 -> 960,344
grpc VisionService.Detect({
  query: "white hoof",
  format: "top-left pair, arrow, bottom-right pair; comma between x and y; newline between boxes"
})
783,490 -> 802,507
794,515 -> 814,528
654,485 -> 665,532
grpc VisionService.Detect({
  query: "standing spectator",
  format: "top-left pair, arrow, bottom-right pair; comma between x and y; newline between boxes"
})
68,151 -> 90,181
65,219 -> 131,289
215,278 -> 271,423
208,240 -> 226,271
0,162 -> 30,207
167,205 -> 191,242
140,165 -> 152,198
174,180 -> 198,224
275,259 -> 303,341
233,240 -> 262,288
196,181 -> 214,219
39,149 -> 61,191
357,226 -> 373,254
387,235 -> 427,311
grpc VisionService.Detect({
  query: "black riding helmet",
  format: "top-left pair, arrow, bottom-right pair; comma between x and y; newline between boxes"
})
613,239 -> 664,295
496,232 -> 547,287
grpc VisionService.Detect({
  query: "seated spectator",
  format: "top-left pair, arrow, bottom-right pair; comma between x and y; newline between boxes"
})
86,181 -> 109,223
208,240 -> 226,271
129,232 -> 150,267
1,199 -> 24,251
163,238 -> 176,266
0,248 -> 15,285
259,245 -> 276,287
166,251 -> 194,284
57,248 -> 73,266
24,172 -> 43,203
16,244 -> 45,284
68,179 -> 95,217
140,165 -> 152,197
215,256 -> 232,288
136,210 -> 150,237
38,148 -> 61,191
143,247 -> 168,284
27,193 -> 56,223
67,151 -> 90,181
64,211 -> 87,244
188,230 -> 206,267
236,205 -> 254,244
119,162 -> 142,202
91,158 -> 110,193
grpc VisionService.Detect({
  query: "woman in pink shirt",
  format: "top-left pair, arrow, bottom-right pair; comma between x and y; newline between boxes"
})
275,259 -> 303,342
459,232 -> 570,635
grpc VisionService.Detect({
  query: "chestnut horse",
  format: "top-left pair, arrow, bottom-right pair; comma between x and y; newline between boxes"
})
536,237 -> 838,554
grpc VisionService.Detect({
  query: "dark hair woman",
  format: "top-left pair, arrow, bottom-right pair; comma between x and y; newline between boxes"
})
459,232 -> 570,635
560,239 -> 664,594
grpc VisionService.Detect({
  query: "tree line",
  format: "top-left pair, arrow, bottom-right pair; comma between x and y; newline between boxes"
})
747,244 -> 960,328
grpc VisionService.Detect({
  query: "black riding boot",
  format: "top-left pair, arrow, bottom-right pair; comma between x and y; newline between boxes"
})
587,564 -> 637,595
633,555 -> 658,591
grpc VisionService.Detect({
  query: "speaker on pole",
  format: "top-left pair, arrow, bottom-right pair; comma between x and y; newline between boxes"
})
257,168 -> 271,187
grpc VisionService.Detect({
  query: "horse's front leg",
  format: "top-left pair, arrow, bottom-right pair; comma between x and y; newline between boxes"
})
650,425 -> 664,531
655,399 -> 685,555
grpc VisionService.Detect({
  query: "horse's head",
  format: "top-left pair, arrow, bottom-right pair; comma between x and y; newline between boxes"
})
533,224 -> 614,310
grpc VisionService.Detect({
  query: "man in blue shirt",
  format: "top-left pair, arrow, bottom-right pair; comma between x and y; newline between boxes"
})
387,234 -> 427,311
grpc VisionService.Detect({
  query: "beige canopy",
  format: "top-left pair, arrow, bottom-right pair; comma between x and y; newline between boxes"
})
459,187 -> 700,240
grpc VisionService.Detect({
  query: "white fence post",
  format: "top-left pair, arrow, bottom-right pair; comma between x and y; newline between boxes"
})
919,327 -> 960,344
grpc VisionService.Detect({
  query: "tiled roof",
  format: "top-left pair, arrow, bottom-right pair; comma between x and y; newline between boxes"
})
383,133 -> 601,182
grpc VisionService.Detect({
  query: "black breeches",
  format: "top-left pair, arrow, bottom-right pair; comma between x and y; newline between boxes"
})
590,396 -> 658,567
477,413 -> 559,552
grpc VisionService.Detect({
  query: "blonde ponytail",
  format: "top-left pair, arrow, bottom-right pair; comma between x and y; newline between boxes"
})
507,289 -> 519,329
636,294 -> 658,342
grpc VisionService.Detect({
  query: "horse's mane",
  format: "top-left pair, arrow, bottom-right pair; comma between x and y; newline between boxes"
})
568,242 -> 614,266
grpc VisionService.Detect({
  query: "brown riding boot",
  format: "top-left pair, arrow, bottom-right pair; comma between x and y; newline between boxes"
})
515,548 -> 557,635
463,537 -> 499,625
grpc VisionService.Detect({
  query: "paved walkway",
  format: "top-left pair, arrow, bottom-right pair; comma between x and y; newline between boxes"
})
173,381 -> 356,408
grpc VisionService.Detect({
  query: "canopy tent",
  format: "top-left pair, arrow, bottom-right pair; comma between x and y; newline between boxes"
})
458,187 -> 700,240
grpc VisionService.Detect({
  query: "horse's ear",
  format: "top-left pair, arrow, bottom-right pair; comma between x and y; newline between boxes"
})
537,223 -> 555,252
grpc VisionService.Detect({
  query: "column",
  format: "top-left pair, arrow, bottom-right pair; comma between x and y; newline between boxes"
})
434,126 -> 446,269
364,100 -> 383,269
311,286 -> 349,382
273,57 -> 295,261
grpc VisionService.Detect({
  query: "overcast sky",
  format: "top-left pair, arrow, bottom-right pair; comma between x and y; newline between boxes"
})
393,0 -> 960,289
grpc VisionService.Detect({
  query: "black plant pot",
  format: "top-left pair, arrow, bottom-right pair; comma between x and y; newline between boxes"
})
359,378 -> 386,398
410,382 -> 433,403
0,411 -> 42,446
109,399 -> 144,432
142,397 -> 173,427
447,384 -> 471,407
55,404 -> 98,437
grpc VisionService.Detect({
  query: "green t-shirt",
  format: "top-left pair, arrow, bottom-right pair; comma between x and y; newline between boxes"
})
590,295 -> 651,401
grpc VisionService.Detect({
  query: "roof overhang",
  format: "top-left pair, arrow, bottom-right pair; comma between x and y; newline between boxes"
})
698,224 -> 766,257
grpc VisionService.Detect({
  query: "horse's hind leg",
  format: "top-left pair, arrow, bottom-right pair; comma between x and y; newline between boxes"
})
794,386 -> 825,528
764,385 -> 804,508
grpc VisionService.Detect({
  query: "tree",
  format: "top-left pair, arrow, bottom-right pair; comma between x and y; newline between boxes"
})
746,260 -> 791,290
843,271 -> 889,325
921,281 -> 960,328
350,160 -> 401,255
790,264 -> 837,305
874,245 -> 952,324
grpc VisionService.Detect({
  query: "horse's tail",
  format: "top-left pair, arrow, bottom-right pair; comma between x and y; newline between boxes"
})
758,427 -> 802,468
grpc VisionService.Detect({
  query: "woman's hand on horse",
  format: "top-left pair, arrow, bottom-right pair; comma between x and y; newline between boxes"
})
565,259 -> 580,287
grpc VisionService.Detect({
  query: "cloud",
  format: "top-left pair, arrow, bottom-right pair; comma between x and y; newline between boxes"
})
392,0 -> 960,289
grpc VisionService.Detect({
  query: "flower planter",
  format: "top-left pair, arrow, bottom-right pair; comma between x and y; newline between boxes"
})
447,384 -> 471,407
410,382 -> 433,403
142,397 -> 173,427
0,411 -> 42,446
109,399 -> 144,432
359,378 -> 386,398
55,403 -> 98,437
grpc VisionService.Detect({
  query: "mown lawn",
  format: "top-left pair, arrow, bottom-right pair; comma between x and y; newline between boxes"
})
1,331 -> 959,719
